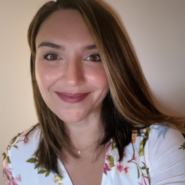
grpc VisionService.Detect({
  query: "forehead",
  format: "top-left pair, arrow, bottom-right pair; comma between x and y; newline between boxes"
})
36,9 -> 95,48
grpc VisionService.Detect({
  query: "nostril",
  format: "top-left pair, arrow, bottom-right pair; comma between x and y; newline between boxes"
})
62,65 -> 85,86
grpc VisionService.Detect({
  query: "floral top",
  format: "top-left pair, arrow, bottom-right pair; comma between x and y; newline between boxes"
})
3,124 -> 185,185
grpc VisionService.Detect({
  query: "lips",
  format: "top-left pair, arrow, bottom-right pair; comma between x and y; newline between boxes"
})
55,92 -> 90,103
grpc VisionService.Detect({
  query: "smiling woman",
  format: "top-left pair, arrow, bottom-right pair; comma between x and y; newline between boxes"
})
2,0 -> 185,185
35,9 -> 109,125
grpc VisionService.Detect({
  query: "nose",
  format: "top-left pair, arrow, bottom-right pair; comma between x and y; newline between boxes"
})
62,58 -> 85,86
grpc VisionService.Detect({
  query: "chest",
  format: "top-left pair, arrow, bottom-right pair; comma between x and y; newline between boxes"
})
11,135 -> 151,185
63,155 -> 105,185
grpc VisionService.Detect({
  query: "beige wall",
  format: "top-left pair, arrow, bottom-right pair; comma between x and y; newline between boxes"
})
105,0 -> 185,116
0,0 -> 185,184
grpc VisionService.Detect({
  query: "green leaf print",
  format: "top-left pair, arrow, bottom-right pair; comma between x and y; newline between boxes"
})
146,168 -> 149,174
138,127 -> 151,156
129,161 -> 141,179
108,155 -> 115,167
38,169 -> 47,174
128,161 -> 149,179
45,171 -> 50,177
2,152 -> 6,160
26,156 -> 63,183
111,143 -> 117,150
139,140 -> 144,156
141,162 -> 146,170
6,132 -> 23,152
140,166 -> 146,170
137,166 -> 140,178
179,142 -> 185,150
27,156 -> 56,179
38,169 -> 51,177
13,145 -> 18,149
11,133 -> 22,145
34,163 -> 40,169
7,156 -> 11,164
26,158 -> 38,163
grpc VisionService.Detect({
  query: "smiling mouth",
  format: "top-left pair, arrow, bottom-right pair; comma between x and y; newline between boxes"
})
55,92 -> 90,103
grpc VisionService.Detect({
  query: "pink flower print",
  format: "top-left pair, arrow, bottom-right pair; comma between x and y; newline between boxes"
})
16,133 -> 28,143
3,166 -> 12,179
16,174 -> 22,182
103,163 -> 111,175
123,165 -> 130,175
3,167 -> 21,185
24,135 -> 29,143
116,163 -> 123,173
3,162 -> 21,185
142,175 -> 149,185
105,156 -> 110,163
128,154 -> 136,163
138,175 -> 149,185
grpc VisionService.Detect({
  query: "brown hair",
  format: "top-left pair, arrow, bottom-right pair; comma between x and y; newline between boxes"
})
27,0 -> 185,176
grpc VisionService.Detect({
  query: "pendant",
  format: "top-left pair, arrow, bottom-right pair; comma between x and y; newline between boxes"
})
78,151 -> 81,154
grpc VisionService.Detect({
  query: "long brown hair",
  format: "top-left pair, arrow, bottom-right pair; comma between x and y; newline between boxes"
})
27,0 -> 185,176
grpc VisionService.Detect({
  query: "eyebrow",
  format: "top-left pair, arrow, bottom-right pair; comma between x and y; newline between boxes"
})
38,42 -> 64,50
37,42 -> 97,51
84,44 -> 97,50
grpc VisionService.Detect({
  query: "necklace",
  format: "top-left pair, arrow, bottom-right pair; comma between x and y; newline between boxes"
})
78,150 -> 82,155
76,139 -> 100,155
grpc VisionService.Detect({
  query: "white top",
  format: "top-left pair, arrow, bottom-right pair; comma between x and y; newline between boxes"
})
3,124 -> 185,185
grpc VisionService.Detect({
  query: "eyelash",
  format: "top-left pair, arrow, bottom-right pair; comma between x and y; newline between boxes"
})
43,53 -> 60,61
43,53 -> 101,62
86,53 -> 101,62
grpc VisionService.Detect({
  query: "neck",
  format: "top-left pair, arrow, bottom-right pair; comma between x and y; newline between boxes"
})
64,112 -> 104,155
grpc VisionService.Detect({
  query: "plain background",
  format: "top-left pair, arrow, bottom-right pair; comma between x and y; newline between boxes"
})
0,0 -> 185,184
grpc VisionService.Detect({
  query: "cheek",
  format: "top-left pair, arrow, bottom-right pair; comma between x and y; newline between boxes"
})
35,62 -> 58,93
85,65 -> 109,89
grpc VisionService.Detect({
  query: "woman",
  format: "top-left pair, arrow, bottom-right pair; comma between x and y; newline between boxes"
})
3,0 -> 185,185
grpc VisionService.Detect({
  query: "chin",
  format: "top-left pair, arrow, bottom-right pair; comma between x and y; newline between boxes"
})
55,110 -> 87,124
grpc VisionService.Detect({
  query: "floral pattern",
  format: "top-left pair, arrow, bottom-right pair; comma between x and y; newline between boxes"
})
179,142 -> 185,150
53,175 -> 63,185
26,157 -> 51,177
3,160 -> 22,185
2,132 -> 25,185
103,128 -> 151,185
2,125 -> 185,185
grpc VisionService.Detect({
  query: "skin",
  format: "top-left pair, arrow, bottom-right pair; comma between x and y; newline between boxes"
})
35,9 -> 109,185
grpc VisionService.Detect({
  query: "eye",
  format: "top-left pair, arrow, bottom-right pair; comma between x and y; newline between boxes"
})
86,53 -> 101,62
44,53 -> 60,61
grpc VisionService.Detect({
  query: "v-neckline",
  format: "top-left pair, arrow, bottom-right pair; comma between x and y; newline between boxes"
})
57,139 -> 113,185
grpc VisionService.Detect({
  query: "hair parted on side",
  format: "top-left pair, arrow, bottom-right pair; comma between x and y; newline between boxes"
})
27,0 -> 185,176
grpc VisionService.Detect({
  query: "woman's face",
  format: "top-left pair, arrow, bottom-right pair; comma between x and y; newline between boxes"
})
35,9 -> 109,124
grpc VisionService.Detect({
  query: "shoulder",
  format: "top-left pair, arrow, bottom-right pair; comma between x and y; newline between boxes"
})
133,123 -> 184,143
136,123 -> 185,157
141,123 -> 185,184
5,124 -> 41,159
6,124 -> 41,153
146,123 -> 185,150
3,125 -> 41,183
131,123 -> 185,168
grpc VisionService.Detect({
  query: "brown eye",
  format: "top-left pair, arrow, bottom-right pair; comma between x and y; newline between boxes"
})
86,54 -> 101,62
44,53 -> 60,61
